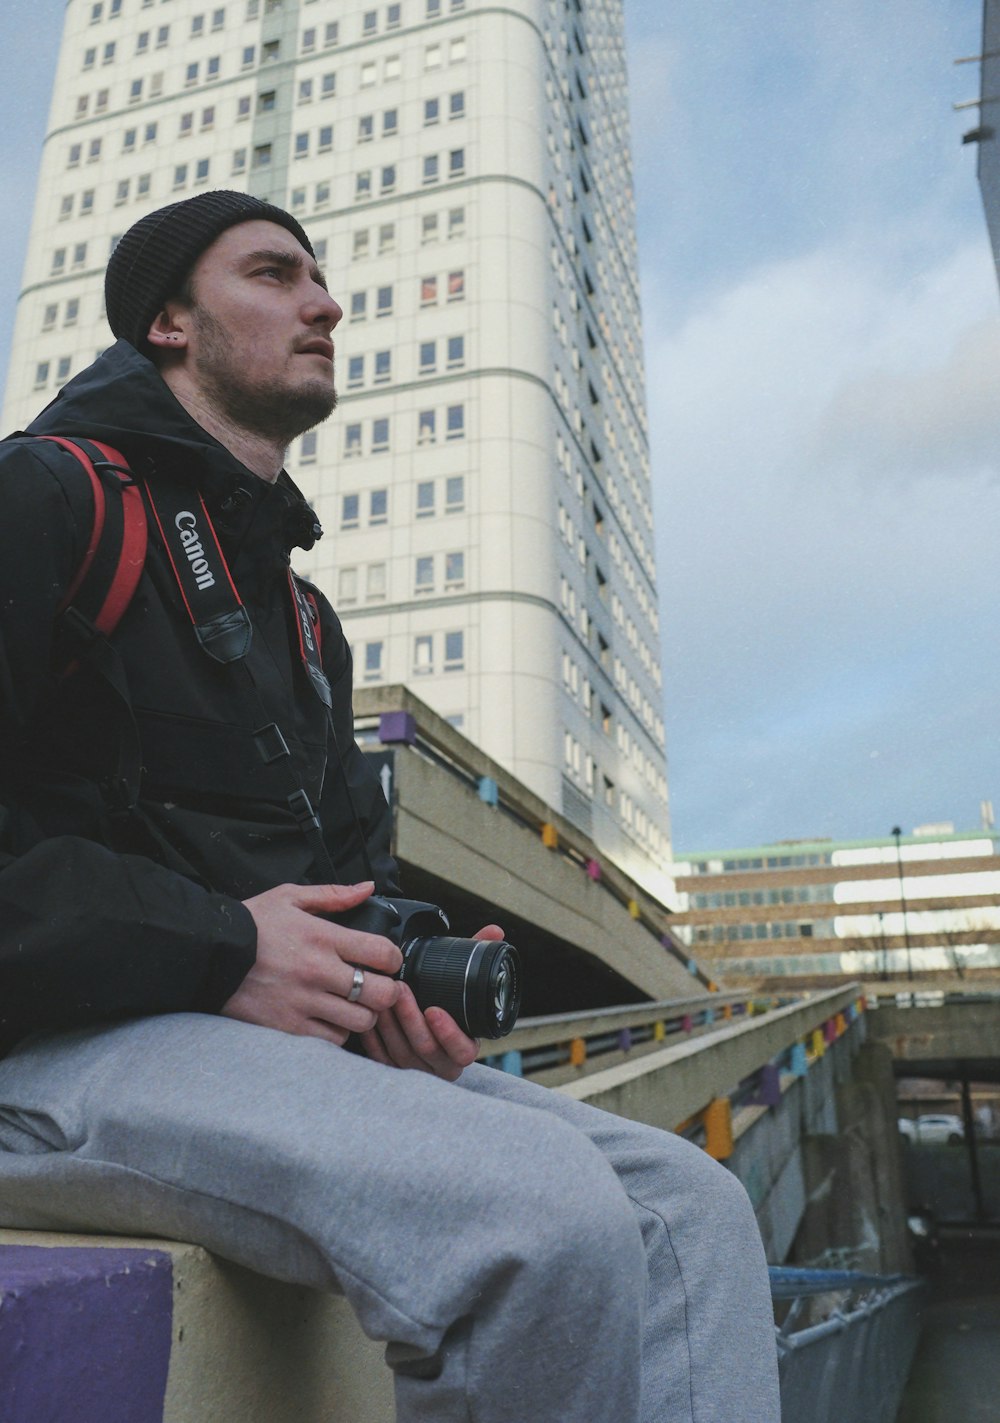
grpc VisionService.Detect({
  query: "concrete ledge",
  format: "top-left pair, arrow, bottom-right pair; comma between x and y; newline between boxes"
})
0,1231 -> 395,1423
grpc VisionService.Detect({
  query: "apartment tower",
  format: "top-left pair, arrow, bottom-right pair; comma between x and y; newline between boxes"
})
3,0 -> 671,899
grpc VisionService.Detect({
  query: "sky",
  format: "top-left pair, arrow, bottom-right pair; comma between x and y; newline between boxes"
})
1,0 -> 998,855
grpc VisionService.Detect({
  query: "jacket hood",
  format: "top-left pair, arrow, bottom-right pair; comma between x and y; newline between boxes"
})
24,340 -> 322,553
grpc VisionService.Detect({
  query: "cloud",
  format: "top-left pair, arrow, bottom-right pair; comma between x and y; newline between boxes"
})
643,230 -> 1000,848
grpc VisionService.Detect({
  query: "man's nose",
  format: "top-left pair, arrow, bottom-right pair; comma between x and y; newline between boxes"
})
307,288 -> 343,330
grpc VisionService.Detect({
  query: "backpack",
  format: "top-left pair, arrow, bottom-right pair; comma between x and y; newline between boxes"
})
26,435 -> 328,821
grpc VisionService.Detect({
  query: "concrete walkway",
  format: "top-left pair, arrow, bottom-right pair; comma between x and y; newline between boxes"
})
895,1228 -> 1000,1423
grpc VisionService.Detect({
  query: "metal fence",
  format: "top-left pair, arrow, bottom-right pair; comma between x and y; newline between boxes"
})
771,1268 -> 925,1423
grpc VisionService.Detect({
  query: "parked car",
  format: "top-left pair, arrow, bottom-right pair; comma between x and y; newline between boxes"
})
898,1114 -> 964,1144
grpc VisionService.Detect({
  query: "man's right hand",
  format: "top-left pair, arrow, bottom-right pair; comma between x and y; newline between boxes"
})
223,881 -> 403,1044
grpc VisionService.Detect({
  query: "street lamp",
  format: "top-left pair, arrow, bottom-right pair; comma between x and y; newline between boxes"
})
878,910 -> 888,982
891,826 -> 913,982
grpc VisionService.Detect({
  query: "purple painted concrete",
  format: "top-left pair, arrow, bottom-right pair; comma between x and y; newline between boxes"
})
753,1063 -> 782,1108
379,710 -> 417,744
0,1245 -> 173,1423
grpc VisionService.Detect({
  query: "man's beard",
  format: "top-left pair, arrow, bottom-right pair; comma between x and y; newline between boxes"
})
191,304 -> 337,446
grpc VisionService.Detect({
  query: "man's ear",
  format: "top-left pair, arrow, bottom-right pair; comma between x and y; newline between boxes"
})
146,308 -> 189,352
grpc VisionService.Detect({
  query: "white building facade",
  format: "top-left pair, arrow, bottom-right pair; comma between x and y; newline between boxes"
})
3,0 -> 672,899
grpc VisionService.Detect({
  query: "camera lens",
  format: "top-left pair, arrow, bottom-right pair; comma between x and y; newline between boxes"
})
399,936 -> 521,1039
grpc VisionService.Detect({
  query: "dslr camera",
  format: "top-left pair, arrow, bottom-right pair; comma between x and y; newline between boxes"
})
336,895 -> 521,1039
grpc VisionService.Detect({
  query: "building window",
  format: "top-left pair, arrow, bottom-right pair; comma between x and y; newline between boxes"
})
299,432 -> 317,463
445,475 -> 465,512
42,304 -> 57,331
363,9 -> 377,34
144,122 -> 158,143
380,165 -> 396,194
298,78 -> 313,103
136,173 -> 151,196
358,114 -> 374,142
446,335 -> 464,369
383,107 -> 398,135
262,40 -> 280,61
237,95 -> 251,119
88,138 -> 102,162
446,404 -> 465,440
417,409 -> 436,444
426,0 -> 441,14
321,72 -> 336,97
413,635 -> 433,675
201,106 -> 215,129
384,54 -> 401,79
350,291 -> 367,321
72,242 -> 88,269
421,213 -> 439,244
424,97 -> 440,125
180,112 -> 194,136
95,89 -> 109,113
51,249 -> 66,274
34,362 -> 50,389
425,43 -> 441,69
445,551 -> 464,588
291,179 -> 308,205
56,357 -> 72,385
83,47 -> 96,70
318,124 -> 333,151
195,158 -> 210,183
447,269 -> 465,300
128,76 -> 143,100
185,62 -> 199,85
420,275 -> 438,305
135,30 -> 150,52
173,164 -> 188,189
367,563 -> 387,600
355,171 -> 372,200
242,45 -> 255,67
191,14 -> 205,36
378,223 -> 395,253
364,641 -> 384,681
373,349 -> 392,382
416,480 -> 435,517
422,154 -> 440,185
448,147 -> 465,178
347,355 -> 364,388
448,206 -> 465,238
449,90 -> 465,119
80,189 -> 95,214
294,132 -> 309,158
386,4 -> 401,28
415,555 -> 434,594
258,90 -> 276,112
338,567 -> 358,606
212,9 -> 225,30
59,195 -> 74,221
232,148 -> 247,173
450,37 -> 466,62
344,424 -> 363,458
253,144 -> 272,168
369,488 -> 388,524
371,417 -> 390,453
361,61 -> 376,86
444,630 -> 464,670
341,493 -> 360,529
206,56 -> 221,79
324,22 -> 339,46
301,26 -> 316,51
102,40 -> 116,62
68,143 -> 82,167
419,341 -> 436,375
376,285 -> 393,317
352,230 -> 370,259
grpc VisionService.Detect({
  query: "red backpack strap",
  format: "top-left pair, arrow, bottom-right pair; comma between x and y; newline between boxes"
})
35,436 -> 148,667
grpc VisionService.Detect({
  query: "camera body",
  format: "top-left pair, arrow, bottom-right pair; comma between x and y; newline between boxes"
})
335,894 -> 521,1040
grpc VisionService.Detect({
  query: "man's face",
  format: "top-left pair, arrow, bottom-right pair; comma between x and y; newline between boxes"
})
174,219 -> 343,445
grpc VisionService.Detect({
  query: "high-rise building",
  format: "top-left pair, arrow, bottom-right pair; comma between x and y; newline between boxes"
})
672,824 -> 1000,987
3,0 -> 671,899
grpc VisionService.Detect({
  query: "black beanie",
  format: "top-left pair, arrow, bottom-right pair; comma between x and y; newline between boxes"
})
105,189 -> 316,354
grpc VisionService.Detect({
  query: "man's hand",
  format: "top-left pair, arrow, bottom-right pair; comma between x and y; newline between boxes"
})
224,881 -> 402,1044
358,922 -> 504,1080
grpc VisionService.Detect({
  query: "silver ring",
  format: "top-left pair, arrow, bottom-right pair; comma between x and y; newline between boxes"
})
347,967 -> 365,1003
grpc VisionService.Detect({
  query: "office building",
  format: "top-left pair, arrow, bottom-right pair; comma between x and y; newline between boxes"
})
3,0 -> 672,900
671,823 -> 1000,987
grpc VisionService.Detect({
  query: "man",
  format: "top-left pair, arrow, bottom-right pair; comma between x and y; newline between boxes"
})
0,192 -> 780,1421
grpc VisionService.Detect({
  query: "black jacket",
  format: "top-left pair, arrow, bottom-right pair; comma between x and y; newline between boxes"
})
0,340 -> 398,1055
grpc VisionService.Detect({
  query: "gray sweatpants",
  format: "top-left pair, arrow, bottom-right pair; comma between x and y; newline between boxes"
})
0,1015 -> 779,1422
